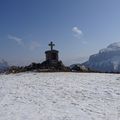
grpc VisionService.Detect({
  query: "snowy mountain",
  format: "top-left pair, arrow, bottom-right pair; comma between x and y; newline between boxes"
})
83,42 -> 120,72
0,59 -> 9,72
0,72 -> 119,120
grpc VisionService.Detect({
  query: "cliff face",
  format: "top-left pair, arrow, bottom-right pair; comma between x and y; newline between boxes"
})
83,42 -> 120,72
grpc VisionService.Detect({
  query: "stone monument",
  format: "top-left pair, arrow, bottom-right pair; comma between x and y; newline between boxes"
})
45,41 -> 59,63
40,41 -> 69,71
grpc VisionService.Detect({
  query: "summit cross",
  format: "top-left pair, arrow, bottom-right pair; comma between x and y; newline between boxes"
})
49,41 -> 55,50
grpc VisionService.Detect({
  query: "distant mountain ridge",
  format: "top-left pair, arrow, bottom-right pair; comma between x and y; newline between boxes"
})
83,42 -> 120,72
0,59 -> 9,72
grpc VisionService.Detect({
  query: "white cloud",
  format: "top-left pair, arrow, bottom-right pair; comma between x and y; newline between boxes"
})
8,35 -> 41,50
30,41 -> 40,50
72,26 -> 83,39
8,34 -> 42,52
8,35 -> 24,46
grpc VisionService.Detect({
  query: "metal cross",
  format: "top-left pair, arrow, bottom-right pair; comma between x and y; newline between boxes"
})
49,41 -> 55,50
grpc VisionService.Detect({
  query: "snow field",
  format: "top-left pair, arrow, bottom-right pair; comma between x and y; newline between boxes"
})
0,72 -> 120,120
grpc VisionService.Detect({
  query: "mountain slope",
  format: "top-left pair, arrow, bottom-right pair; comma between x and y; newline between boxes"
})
0,59 -> 9,72
83,42 -> 120,72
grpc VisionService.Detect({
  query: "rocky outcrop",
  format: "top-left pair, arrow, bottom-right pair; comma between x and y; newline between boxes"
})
70,64 -> 91,72
8,60 -> 70,73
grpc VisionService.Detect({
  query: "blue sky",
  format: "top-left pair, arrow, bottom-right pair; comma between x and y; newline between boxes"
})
0,0 -> 120,66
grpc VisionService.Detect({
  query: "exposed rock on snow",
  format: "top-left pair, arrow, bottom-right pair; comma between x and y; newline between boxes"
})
70,64 -> 89,72
83,42 -> 120,72
0,72 -> 120,120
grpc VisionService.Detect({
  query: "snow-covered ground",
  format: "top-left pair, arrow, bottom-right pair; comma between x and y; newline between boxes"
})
0,72 -> 120,120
